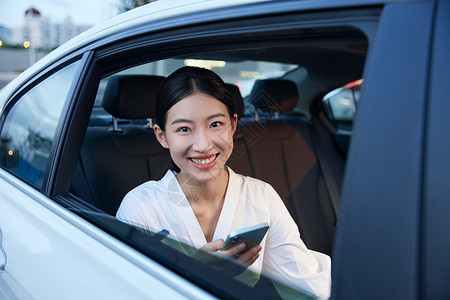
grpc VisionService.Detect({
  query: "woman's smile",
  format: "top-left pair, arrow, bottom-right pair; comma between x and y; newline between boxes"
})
189,153 -> 219,169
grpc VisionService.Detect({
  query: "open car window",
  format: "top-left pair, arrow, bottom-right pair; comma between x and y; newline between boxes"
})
75,57 -> 317,298
65,9 -> 371,298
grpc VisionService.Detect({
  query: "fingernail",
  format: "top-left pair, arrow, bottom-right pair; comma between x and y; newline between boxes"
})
238,243 -> 246,250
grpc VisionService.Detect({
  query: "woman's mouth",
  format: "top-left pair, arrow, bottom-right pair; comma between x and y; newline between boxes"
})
189,154 -> 219,169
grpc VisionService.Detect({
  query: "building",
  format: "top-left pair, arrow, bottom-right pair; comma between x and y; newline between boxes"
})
0,25 -> 13,44
13,7 -> 90,50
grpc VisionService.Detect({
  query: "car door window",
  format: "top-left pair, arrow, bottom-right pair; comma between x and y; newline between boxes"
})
0,61 -> 81,189
322,79 -> 362,131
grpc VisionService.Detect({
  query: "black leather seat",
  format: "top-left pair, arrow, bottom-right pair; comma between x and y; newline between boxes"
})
228,79 -> 340,255
73,75 -> 172,215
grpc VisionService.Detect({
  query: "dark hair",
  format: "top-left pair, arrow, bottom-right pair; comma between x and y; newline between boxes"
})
155,66 -> 235,131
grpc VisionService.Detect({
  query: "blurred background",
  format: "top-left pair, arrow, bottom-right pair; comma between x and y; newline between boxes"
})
0,0 -> 156,89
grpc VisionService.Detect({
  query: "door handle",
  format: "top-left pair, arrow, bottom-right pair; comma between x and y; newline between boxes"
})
0,228 -> 7,271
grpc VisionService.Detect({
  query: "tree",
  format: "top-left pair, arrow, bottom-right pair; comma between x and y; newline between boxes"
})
119,0 -> 158,13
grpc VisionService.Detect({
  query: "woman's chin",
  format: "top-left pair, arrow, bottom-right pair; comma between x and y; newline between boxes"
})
183,165 -> 225,184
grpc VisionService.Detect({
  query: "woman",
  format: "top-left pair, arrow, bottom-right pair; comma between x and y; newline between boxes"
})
116,66 -> 331,298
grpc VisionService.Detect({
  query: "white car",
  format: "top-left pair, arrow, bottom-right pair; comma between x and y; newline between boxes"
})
0,0 -> 449,299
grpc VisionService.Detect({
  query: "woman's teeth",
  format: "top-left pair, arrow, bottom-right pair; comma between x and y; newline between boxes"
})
190,155 -> 216,165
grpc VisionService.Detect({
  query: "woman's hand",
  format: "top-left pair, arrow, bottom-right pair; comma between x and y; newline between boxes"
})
193,239 -> 261,277
201,239 -> 262,266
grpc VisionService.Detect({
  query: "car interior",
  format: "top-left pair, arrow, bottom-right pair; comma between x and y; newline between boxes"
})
67,29 -> 367,258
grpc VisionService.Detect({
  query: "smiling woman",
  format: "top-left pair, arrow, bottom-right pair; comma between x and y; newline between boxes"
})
116,66 -> 332,298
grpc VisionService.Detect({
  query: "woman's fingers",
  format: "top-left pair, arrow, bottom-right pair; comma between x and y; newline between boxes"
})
220,242 -> 246,257
235,245 -> 262,265
200,240 -> 262,267
200,239 -> 224,252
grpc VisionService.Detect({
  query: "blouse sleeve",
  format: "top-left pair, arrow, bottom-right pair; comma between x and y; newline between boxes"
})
262,184 -> 331,299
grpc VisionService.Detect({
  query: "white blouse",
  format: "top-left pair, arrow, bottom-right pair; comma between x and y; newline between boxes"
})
116,167 -> 331,298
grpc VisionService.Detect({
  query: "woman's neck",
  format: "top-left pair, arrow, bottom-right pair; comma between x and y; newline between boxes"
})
177,168 -> 229,242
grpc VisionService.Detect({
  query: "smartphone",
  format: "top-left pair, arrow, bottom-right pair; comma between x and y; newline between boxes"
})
222,222 -> 269,251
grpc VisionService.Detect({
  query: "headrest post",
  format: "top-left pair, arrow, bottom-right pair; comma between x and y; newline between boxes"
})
113,116 -> 118,131
108,116 -> 122,133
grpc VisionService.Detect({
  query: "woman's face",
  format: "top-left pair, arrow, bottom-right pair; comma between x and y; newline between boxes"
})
155,92 -> 237,183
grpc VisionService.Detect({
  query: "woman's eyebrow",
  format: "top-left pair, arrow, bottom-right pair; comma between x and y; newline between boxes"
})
171,118 -> 193,125
207,113 -> 227,120
170,113 -> 227,125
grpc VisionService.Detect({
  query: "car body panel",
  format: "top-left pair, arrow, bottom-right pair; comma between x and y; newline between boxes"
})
0,172 -> 214,299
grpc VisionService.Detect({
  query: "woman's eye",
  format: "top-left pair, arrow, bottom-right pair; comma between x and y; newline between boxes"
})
177,127 -> 190,132
210,121 -> 222,128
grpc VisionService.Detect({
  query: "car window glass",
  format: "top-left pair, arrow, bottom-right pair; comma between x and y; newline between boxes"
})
94,58 -> 298,107
0,61 -> 81,189
75,209 -> 311,299
322,79 -> 362,131
127,58 -> 297,97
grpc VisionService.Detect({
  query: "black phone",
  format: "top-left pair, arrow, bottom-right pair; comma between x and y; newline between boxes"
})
222,222 -> 269,251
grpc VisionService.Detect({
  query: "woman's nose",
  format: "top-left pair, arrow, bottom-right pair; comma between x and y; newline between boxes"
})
192,129 -> 213,152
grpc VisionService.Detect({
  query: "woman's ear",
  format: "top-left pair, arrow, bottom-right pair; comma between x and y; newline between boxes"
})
231,113 -> 238,134
154,125 -> 169,149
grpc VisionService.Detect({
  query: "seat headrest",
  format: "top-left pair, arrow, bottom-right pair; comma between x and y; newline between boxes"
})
226,83 -> 244,118
248,79 -> 298,112
102,75 -> 165,119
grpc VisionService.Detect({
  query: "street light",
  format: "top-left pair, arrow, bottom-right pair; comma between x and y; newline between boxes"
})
23,41 -> 35,66
0,40 -> 3,47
